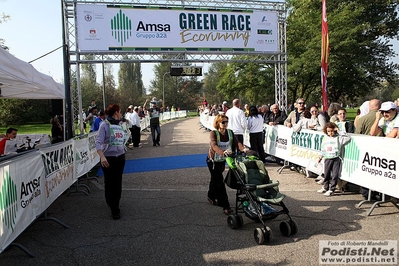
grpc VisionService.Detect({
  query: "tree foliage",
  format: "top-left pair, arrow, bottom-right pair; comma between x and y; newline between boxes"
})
118,56 -> 145,108
150,62 -> 203,110
286,0 -> 399,105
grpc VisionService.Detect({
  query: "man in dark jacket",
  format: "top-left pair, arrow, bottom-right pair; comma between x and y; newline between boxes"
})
264,104 -> 287,125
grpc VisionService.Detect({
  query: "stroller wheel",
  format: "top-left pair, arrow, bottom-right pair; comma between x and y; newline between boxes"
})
254,227 -> 272,245
279,221 -> 292,237
254,228 -> 264,245
227,215 -> 240,229
289,220 -> 298,235
237,215 -> 244,227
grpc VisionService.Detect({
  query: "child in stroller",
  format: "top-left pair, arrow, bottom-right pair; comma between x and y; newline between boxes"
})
225,151 -> 298,245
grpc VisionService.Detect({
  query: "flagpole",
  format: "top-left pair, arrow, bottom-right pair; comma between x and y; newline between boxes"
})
321,0 -> 329,112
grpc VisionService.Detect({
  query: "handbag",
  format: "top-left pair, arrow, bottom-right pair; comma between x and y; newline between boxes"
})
224,169 -> 240,189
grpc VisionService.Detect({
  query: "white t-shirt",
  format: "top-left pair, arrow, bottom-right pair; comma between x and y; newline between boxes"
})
379,115 -> 398,135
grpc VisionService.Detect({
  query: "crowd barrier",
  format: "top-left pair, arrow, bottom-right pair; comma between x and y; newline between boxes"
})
0,110 -> 187,254
199,113 -> 399,200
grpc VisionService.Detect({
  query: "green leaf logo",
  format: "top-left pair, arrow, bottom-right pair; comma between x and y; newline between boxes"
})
343,139 -> 361,177
111,10 -> 132,46
0,170 -> 18,232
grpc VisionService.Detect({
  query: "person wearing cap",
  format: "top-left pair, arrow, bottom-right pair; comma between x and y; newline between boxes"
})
222,101 -> 229,113
370,101 -> 398,137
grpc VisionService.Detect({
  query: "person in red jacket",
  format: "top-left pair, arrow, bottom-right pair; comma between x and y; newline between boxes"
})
0,127 -> 18,155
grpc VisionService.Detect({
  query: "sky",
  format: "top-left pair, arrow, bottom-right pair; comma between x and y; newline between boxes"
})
2,0 -> 399,91
1,0 -> 155,88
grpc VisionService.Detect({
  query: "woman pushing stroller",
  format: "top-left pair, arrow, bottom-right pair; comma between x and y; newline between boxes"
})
207,114 -> 249,215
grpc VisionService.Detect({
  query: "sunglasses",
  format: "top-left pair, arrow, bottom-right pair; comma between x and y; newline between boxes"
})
297,102 -> 305,105
221,121 -> 229,124
381,109 -> 394,114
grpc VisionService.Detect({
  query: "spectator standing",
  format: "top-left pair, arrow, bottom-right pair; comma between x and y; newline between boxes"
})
244,104 -> 250,117
335,108 -> 354,133
370,101 -> 398,137
260,105 -> 272,122
327,102 -> 342,123
85,106 -> 98,133
124,107 -> 134,145
95,104 -> 127,220
206,114 -> 248,215
265,104 -> 287,126
222,101 -> 229,113
51,116 -> 64,144
247,106 -> 266,163
93,110 -> 106,132
131,106 -> 141,148
148,99 -> 163,146
309,106 -> 326,131
284,98 -> 306,128
317,122 -> 351,196
225,99 -> 247,154
293,109 -> 312,132
0,128 -> 18,155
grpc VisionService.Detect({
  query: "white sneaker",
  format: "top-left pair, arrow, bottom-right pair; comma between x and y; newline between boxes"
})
317,188 -> 327,193
324,190 -> 334,196
317,178 -> 325,185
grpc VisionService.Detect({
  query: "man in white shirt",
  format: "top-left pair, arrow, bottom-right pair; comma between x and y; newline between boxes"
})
225,99 -> 246,153
131,107 -> 142,148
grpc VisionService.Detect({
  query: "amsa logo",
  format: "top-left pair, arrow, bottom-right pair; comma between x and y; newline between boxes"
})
275,136 -> 288,150
0,167 -> 18,232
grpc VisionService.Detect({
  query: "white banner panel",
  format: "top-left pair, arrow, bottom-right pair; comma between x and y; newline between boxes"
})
0,152 -> 45,253
76,4 -> 278,52
40,140 -> 75,209
200,118 -> 399,198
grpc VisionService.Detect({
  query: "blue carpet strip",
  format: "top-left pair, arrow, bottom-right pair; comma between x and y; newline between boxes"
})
97,154 -> 207,175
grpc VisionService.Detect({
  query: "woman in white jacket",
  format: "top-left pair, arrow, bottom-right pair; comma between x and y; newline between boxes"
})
247,105 -> 266,163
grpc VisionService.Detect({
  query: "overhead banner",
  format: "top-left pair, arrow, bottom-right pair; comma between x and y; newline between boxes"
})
76,4 -> 278,52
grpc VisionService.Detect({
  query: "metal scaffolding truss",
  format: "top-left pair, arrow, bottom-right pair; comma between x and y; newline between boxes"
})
62,0 -> 287,136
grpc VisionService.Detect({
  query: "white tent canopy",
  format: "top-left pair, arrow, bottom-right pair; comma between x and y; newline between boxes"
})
0,47 -> 65,99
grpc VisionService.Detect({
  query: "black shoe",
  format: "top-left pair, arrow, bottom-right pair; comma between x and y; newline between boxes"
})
153,143 -> 156,146
156,142 -> 160,146
112,212 -> 121,220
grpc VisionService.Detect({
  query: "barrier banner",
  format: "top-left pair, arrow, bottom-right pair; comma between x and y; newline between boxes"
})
0,151 -> 45,253
88,132 -> 100,166
265,125 -> 323,168
40,140 -> 75,209
75,138 -> 92,178
264,125 -> 399,198
200,118 -> 399,198
341,135 -> 398,198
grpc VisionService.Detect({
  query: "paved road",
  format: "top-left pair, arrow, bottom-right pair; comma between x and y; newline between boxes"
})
1,117 -> 398,266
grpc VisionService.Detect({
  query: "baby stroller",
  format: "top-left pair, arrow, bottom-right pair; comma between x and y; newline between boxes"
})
225,153 -> 298,245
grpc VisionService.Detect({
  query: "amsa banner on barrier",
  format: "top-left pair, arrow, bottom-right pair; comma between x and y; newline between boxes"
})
40,140 -> 75,209
0,152 -> 45,253
76,4 -> 278,52
264,125 -> 399,198
75,132 -> 100,178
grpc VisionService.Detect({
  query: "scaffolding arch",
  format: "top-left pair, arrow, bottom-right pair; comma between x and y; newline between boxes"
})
62,0 -> 287,138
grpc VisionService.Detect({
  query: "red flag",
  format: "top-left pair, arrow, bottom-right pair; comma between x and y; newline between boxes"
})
321,0 -> 329,112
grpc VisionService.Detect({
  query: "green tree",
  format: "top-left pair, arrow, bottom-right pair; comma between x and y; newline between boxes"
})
203,62 -> 229,106
118,56 -> 145,108
81,55 -> 100,112
286,0 -> 399,105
